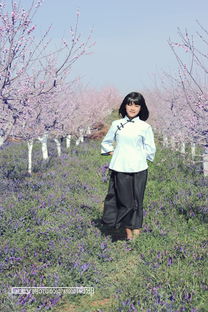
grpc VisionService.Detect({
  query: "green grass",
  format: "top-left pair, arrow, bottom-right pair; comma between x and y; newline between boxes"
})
0,134 -> 207,312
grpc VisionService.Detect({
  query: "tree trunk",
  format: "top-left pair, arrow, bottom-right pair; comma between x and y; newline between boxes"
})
38,133 -> 49,160
86,126 -> 91,135
180,142 -> 186,154
54,138 -> 61,156
75,137 -> 81,146
202,145 -> 208,177
27,139 -> 33,174
170,136 -> 176,150
191,142 -> 196,160
76,128 -> 84,145
0,137 -> 4,147
75,136 -> 84,146
66,134 -> 71,149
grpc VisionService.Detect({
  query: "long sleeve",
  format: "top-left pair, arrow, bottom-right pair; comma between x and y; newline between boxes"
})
101,122 -> 116,155
143,126 -> 156,162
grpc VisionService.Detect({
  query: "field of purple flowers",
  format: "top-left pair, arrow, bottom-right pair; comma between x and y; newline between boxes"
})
0,136 -> 207,312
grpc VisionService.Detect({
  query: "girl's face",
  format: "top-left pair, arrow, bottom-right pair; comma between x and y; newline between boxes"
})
125,102 -> 141,119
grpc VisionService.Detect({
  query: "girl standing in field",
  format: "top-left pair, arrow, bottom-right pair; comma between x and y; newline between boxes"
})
101,92 -> 156,241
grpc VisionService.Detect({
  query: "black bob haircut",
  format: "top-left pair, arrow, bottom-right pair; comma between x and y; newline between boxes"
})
118,92 -> 149,121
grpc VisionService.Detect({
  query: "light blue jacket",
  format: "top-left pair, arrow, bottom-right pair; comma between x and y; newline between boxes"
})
101,115 -> 156,172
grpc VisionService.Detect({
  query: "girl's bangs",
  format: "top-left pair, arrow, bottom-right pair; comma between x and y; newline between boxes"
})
127,97 -> 139,103
127,97 -> 139,104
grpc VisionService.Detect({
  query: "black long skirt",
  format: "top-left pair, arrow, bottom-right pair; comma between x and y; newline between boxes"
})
102,169 -> 148,229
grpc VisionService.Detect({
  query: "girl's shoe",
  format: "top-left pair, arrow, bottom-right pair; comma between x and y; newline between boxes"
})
125,228 -> 133,241
133,229 -> 141,237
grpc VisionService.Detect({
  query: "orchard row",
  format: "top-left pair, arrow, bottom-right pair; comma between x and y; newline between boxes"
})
0,1 -> 207,175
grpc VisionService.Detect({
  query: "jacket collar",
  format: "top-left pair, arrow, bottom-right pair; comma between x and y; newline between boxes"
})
124,115 -> 140,122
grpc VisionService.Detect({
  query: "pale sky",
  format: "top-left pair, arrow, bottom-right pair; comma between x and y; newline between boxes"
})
21,0 -> 208,95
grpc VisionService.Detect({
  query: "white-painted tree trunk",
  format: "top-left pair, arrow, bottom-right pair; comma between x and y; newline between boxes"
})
170,136 -> 176,150
180,142 -> 186,154
0,137 -> 4,147
202,145 -> 208,177
191,143 -> 196,160
66,134 -> 71,149
86,126 -> 91,135
75,135 -> 84,146
163,135 -> 168,147
76,127 -> 85,145
75,137 -> 81,146
27,139 -> 33,174
54,138 -> 61,156
38,133 -> 49,160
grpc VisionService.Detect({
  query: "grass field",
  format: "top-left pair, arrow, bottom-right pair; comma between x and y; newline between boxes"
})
0,132 -> 207,312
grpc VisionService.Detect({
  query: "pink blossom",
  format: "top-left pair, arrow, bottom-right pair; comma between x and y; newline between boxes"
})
0,0 -> 94,143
